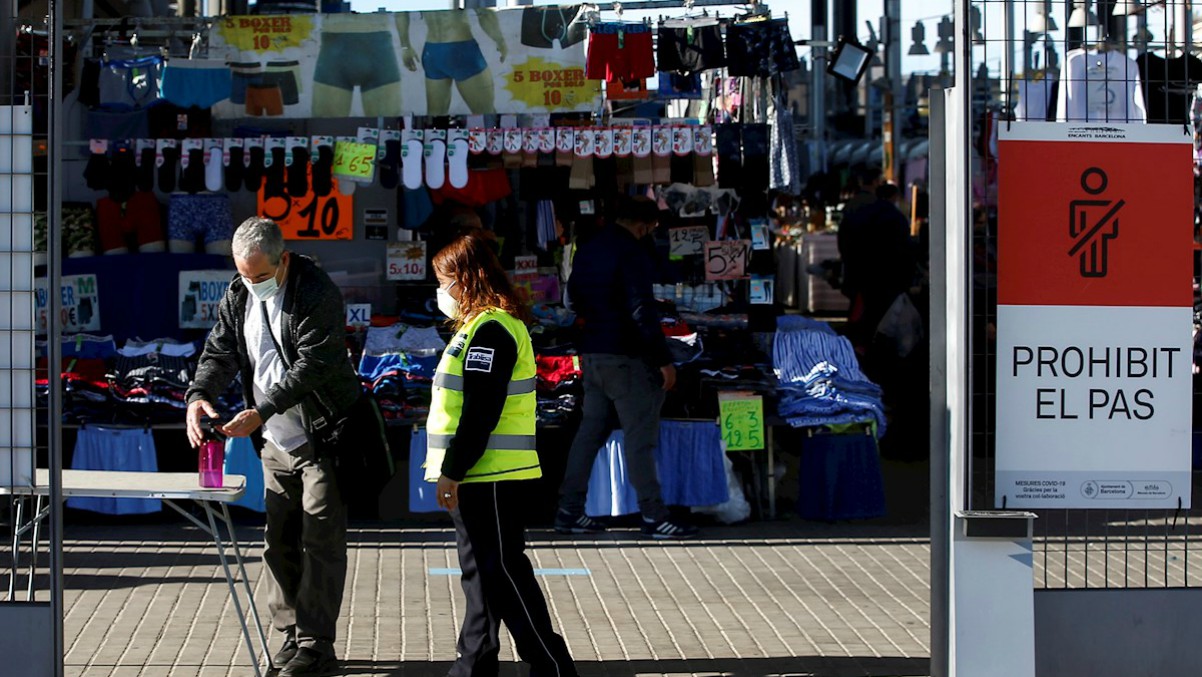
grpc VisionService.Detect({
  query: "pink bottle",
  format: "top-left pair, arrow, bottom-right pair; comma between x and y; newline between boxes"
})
199,425 -> 225,488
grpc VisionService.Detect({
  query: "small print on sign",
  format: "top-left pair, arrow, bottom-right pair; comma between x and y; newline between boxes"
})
704,240 -> 751,281
387,241 -> 428,281
718,393 -> 765,451
749,276 -> 775,305
514,255 -> 539,280
333,140 -> 376,180
258,170 -> 353,240
669,226 -> 709,257
346,303 -> 372,327
36,274 -> 101,334
179,270 -> 232,329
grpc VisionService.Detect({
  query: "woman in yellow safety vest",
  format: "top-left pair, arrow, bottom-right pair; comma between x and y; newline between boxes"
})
428,233 -> 578,677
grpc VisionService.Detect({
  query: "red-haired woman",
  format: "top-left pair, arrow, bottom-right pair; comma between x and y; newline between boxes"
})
425,234 -> 578,677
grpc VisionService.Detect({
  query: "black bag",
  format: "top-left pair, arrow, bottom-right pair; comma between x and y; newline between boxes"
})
310,391 -> 394,499
258,301 -> 394,499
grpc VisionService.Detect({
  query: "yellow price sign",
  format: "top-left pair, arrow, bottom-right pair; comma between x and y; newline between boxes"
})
333,141 -> 376,180
718,394 -> 764,451
504,56 -> 601,111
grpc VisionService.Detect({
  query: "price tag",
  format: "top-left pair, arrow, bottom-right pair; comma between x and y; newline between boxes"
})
750,218 -> 770,250
514,254 -> 539,280
749,276 -> 775,305
387,241 -> 428,281
346,303 -> 372,327
704,240 -> 751,280
718,393 -> 765,451
258,169 -> 354,240
669,226 -> 708,257
333,140 -> 376,180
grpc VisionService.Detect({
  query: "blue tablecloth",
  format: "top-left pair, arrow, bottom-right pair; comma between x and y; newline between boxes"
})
224,436 -> 265,513
585,420 -> 729,518
67,425 -> 161,515
409,429 -> 442,513
796,431 -> 886,521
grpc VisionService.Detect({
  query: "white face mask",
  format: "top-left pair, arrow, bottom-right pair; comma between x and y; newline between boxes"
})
243,262 -> 283,301
436,286 -> 460,319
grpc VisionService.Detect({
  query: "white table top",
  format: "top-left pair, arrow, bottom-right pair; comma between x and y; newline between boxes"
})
0,469 -> 246,502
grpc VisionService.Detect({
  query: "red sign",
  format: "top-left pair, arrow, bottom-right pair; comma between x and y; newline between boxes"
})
998,125 -> 1193,308
257,168 -> 354,241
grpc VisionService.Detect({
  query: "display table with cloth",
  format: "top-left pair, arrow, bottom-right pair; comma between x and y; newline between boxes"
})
584,420 -> 729,518
1,469 -> 274,675
408,421 -> 729,515
66,425 -> 161,515
796,428 -> 886,521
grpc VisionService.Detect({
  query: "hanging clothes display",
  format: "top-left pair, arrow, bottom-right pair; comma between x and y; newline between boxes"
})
1056,48 -> 1148,123
1015,75 -> 1057,122
1137,52 -> 1202,125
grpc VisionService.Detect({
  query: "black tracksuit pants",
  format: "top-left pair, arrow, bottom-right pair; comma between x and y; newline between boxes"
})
449,480 -> 578,677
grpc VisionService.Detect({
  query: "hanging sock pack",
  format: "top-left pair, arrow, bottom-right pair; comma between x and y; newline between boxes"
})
288,147 -> 310,196
311,145 -> 334,197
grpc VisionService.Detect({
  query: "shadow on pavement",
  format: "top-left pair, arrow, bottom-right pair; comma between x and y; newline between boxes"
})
334,656 -> 930,677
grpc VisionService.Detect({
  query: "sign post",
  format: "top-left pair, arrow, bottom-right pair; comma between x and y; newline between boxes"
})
996,122 -> 1194,510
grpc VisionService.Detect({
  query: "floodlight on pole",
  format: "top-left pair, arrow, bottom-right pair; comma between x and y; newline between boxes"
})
1067,2 -> 1098,29
1029,8 -> 1057,34
1112,0 -> 1142,16
909,21 -> 930,56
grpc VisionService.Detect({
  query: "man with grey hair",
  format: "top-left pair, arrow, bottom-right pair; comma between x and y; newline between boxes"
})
186,217 -> 361,676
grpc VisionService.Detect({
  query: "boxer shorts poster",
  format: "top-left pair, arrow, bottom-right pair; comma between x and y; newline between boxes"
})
210,7 -> 600,119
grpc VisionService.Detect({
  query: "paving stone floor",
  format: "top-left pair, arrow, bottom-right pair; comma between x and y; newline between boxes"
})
53,519 -> 932,677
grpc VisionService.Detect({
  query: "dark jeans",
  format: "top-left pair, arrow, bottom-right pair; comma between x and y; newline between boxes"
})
451,481 -> 578,677
262,440 -> 348,652
558,354 -> 668,522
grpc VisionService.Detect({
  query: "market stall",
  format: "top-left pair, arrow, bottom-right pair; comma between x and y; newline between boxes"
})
29,3 -> 890,522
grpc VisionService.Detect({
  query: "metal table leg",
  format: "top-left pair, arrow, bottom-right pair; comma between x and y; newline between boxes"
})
767,426 -> 776,520
27,494 -> 44,600
200,502 -> 264,677
8,496 -> 23,600
163,499 -> 265,677
219,503 -> 273,672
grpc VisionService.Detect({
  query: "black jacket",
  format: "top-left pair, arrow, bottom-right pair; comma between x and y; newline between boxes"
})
186,254 -> 362,434
567,225 -> 672,367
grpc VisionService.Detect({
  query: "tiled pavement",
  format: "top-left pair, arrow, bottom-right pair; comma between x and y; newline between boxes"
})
55,519 -> 932,677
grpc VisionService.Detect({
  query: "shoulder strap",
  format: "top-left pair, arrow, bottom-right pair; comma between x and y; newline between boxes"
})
260,301 -> 292,370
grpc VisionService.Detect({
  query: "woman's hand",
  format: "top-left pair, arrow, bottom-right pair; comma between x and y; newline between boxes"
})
436,475 -> 461,511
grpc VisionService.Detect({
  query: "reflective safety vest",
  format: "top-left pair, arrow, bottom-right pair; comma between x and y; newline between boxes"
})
424,309 -> 540,483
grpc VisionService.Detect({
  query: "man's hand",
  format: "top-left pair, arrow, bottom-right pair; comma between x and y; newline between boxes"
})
436,475 -> 460,511
496,40 -> 508,63
660,364 -> 677,392
221,409 -> 264,438
186,399 -> 220,448
401,46 -> 418,71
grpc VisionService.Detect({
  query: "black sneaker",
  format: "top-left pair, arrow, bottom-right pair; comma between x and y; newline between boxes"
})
641,518 -> 699,540
554,510 -> 608,534
273,630 -> 298,667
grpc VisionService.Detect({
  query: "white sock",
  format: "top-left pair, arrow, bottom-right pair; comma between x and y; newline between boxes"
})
424,138 -> 446,190
338,177 -> 356,195
402,138 -> 424,190
447,133 -> 469,189
205,146 -> 223,192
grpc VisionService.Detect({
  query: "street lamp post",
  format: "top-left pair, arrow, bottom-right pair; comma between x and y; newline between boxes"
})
885,0 -> 902,184
812,0 -> 828,174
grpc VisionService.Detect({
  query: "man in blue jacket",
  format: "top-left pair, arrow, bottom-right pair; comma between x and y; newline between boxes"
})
555,196 -> 698,539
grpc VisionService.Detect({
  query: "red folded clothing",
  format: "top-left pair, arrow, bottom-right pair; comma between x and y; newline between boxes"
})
536,355 -> 581,387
